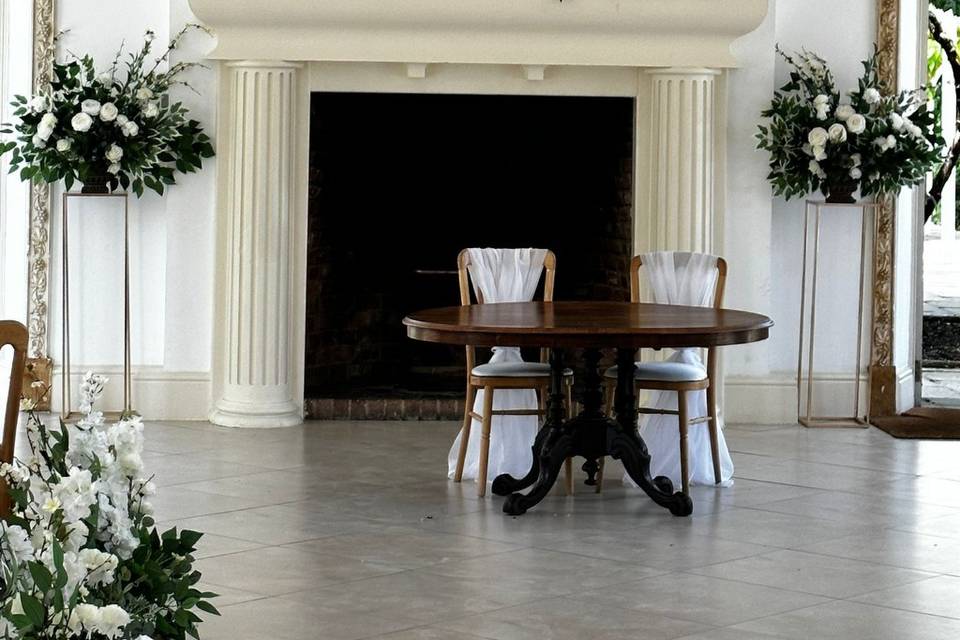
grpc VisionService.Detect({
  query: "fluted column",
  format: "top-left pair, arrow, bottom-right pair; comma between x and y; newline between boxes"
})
210,61 -> 302,427
638,68 -> 720,254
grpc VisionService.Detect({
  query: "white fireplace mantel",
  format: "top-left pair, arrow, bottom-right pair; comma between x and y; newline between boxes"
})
196,0 -> 768,427
188,0 -> 767,68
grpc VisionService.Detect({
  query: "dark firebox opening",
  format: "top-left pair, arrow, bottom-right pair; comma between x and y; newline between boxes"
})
306,92 -> 634,400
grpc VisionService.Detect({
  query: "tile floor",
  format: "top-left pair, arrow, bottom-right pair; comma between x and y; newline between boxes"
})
127,419 -> 960,639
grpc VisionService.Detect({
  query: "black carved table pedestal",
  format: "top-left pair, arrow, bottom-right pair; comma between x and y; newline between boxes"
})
491,347 -> 692,517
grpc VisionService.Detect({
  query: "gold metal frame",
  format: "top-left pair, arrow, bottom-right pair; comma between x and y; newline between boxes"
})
798,201 -> 877,428
59,192 -> 132,420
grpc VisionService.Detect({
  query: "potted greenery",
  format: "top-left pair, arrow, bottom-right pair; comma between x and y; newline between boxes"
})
757,47 -> 942,203
0,26 -> 214,196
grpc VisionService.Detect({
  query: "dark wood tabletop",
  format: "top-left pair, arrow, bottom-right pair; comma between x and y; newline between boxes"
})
403,301 -> 773,349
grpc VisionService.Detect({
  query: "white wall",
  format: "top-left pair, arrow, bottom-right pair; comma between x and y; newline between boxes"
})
47,0 -> 216,417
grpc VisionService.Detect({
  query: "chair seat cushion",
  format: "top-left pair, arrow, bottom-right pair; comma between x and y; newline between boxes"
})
472,362 -> 574,378
603,362 -> 707,382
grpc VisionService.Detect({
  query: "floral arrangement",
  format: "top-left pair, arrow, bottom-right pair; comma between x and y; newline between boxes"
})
0,26 -> 214,196
756,47 -> 943,202
0,373 -> 218,639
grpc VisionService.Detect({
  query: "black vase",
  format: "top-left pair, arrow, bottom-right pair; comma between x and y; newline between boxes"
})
824,181 -> 858,204
80,173 -> 112,194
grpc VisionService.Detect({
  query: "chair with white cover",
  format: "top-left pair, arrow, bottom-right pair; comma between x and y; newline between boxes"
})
449,248 -> 574,497
601,252 -> 734,495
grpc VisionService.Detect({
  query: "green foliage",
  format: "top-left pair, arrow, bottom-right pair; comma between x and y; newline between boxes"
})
0,26 -> 214,197
931,0 -> 960,13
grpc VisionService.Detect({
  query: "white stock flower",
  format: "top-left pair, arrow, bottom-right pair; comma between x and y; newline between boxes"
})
79,548 -> 119,586
889,112 -> 904,130
863,87 -> 881,105
71,112 -> 93,132
56,138 -> 72,153
846,113 -> 866,134
69,603 -> 102,635
808,160 -> 825,178
807,127 -> 829,148
96,604 -> 130,638
813,94 -> 830,120
135,87 -> 154,101
1,523 -> 34,566
96,72 -> 113,86
79,372 -> 107,414
849,167 -> 863,179
143,101 -> 159,118
105,143 -> 124,163
108,163 -> 121,175
835,104 -> 855,121
827,123 -> 847,143
81,99 -> 102,116
100,102 -> 119,122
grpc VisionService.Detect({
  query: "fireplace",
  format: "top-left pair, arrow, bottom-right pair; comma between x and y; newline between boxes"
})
304,92 -> 634,418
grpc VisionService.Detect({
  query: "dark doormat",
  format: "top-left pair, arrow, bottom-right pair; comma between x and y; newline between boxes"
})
871,406 -> 960,439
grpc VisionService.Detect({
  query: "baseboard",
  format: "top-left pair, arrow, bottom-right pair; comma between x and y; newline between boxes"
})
50,367 -> 211,421
725,373 -> 870,425
897,367 -> 916,414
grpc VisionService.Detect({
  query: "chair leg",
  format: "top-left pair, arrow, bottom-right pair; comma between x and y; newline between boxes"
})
477,386 -> 495,497
677,390 -> 690,496
564,380 -> 574,496
603,380 -> 615,415
706,385 -> 722,485
454,384 -> 478,482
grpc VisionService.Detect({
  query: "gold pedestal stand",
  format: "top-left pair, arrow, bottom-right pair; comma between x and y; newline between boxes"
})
60,191 -> 132,420
797,200 -> 878,428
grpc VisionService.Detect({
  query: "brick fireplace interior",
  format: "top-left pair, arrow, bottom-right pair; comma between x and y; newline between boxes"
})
305,92 -> 634,418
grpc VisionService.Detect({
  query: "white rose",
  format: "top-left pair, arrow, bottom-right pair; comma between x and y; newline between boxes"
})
32,134 -> 46,148
143,102 -> 159,118
889,112 -> 904,130
115,114 -> 129,126
863,87 -> 881,105
847,113 -> 866,134
56,138 -> 72,152
807,127 -> 829,147
827,123 -> 847,144
849,167 -> 862,179
121,121 -> 139,137
28,95 -> 48,112
813,145 -> 827,161
105,143 -> 123,163
107,163 -> 121,175
135,87 -> 154,101
835,104 -> 855,121
81,99 -> 102,116
886,134 -> 896,149
71,112 -> 93,132
100,102 -> 118,122
96,72 -> 113,86
37,113 -> 57,140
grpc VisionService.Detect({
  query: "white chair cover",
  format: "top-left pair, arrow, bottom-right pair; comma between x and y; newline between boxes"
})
447,248 -> 548,484
625,251 -> 735,488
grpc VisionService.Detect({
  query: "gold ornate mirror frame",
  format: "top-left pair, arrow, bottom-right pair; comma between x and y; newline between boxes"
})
24,0 -> 55,407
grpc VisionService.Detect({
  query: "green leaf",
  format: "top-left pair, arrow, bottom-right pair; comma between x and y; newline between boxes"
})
28,561 -> 53,592
19,594 -> 45,629
196,601 -> 220,616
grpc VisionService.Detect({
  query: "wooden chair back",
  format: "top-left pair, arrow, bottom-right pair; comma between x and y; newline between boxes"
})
629,253 -> 726,308
630,253 -> 727,376
0,321 -> 27,519
457,249 -> 556,371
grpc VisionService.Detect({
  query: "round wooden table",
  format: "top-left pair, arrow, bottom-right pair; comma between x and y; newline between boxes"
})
403,301 -> 773,517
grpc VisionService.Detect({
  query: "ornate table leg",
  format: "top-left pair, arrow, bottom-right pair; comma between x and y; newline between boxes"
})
498,349 -> 572,515
610,347 -> 693,516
